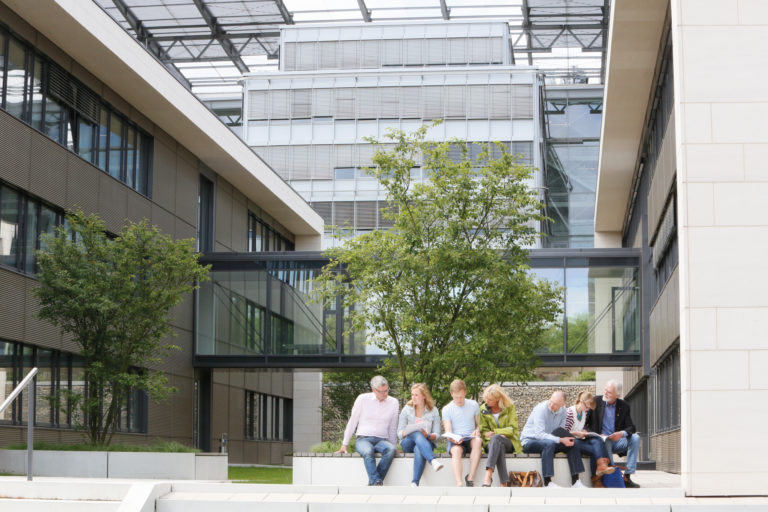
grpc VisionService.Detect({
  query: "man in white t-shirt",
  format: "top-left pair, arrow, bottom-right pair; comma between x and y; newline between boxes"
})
441,379 -> 481,486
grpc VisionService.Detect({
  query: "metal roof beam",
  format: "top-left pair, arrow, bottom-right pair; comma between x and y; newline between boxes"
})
273,0 -> 294,24
439,0 -> 450,20
109,0 -> 192,88
191,0 -> 250,73
357,0 -> 372,22
147,32 -> 280,42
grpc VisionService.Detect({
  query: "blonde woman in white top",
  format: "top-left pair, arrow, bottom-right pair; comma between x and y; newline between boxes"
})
397,383 -> 444,486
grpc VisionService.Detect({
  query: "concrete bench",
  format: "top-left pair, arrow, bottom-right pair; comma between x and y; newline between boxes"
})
293,452 -> 594,488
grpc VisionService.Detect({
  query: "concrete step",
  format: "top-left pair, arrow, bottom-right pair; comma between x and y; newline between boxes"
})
0,480 -> 130,501
156,484 -> 768,512
0,498 -> 121,511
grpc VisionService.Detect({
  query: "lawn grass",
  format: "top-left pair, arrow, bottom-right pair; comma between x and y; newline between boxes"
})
228,466 -> 292,484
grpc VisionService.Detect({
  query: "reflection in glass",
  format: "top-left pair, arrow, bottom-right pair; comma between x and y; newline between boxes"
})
566,267 -> 639,354
0,341 -> 15,423
6,37 -> 27,119
35,349 -> 54,426
30,56 -> 44,130
108,112 -> 123,180
528,268 -> 565,354
0,185 -> 20,268
23,201 -> 38,272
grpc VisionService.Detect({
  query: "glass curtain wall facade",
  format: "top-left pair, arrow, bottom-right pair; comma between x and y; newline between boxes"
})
243,22 -> 541,248
541,86 -> 603,248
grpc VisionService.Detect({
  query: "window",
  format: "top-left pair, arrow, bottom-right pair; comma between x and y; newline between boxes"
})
198,174 -> 214,252
244,390 -> 292,441
0,182 -> 63,274
0,340 -> 146,432
247,211 -> 294,252
0,27 -> 152,197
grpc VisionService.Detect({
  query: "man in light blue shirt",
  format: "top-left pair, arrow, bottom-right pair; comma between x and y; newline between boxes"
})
441,379 -> 481,486
521,390 -> 586,488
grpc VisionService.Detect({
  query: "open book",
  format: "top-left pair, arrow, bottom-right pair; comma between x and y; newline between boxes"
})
402,423 -> 427,437
442,432 -> 477,443
582,432 -> 608,441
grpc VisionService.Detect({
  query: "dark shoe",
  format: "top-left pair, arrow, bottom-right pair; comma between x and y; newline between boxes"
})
623,474 -> 640,488
372,480 -> 384,486
464,474 -> 474,487
596,457 -> 615,476
482,483 -> 491,487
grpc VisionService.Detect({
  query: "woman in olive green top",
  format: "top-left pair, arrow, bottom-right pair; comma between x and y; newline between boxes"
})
478,384 -> 522,487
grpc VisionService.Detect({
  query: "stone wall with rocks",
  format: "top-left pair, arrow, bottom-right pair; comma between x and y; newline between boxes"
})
501,382 -> 597,429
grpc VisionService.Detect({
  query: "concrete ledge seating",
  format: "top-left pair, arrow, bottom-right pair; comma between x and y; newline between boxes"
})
293,452 -> 594,488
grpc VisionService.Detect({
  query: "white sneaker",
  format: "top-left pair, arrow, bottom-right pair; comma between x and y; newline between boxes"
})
410,482 -> 419,487
430,459 -> 444,472
572,480 -> 585,489
546,481 -> 561,488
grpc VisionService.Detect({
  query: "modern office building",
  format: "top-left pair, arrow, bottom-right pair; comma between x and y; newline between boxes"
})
596,0 -> 768,495
243,21 -> 540,248
0,0 -> 323,464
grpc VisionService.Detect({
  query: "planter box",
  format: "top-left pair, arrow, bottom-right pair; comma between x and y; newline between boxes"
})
0,450 -> 228,480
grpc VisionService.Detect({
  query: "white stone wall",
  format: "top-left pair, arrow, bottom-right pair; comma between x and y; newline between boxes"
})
293,371 -> 323,452
672,0 -> 768,496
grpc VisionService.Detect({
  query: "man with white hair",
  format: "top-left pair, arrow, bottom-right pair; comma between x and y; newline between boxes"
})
336,375 -> 399,485
585,380 -> 641,488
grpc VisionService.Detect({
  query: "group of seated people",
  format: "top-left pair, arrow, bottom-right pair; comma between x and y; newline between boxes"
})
336,375 -> 641,488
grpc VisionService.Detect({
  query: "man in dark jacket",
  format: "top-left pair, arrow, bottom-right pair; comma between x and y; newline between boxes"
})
586,380 -> 641,488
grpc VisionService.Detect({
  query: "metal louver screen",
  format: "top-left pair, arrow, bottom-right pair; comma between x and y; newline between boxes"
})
356,88 -> 377,119
467,85 -> 488,119
401,87 -> 421,118
378,201 -> 396,228
383,40 -> 401,66
311,202 -> 332,225
445,86 -> 465,118
313,89 -> 333,117
511,85 -> 533,119
319,41 -> 337,69
423,87 -> 443,119
355,201 -> 377,229
468,38 -> 488,64
47,62 -> 99,123
292,89 -> 311,118
361,40 -> 380,68
313,145 -> 332,178
379,88 -> 399,118
249,91 -> 268,120
282,43 -> 296,70
340,41 -> 358,69
490,85 -> 511,119
426,39 -> 445,65
404,40 -> 422,66
334,201 -> 354,228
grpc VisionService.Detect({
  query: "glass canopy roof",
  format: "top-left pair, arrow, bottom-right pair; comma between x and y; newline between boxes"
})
94,0 -> 608,98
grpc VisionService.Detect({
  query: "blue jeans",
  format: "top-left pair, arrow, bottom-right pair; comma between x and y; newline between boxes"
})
355,436 -> 396,485
400,432 -> 436,484
574,437 -> 610,476
522,439 -> 584,479
604,433 -> 640,475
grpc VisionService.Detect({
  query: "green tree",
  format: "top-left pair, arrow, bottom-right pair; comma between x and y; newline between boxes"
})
316,125 -> 562,405
33,210 -> 209,445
